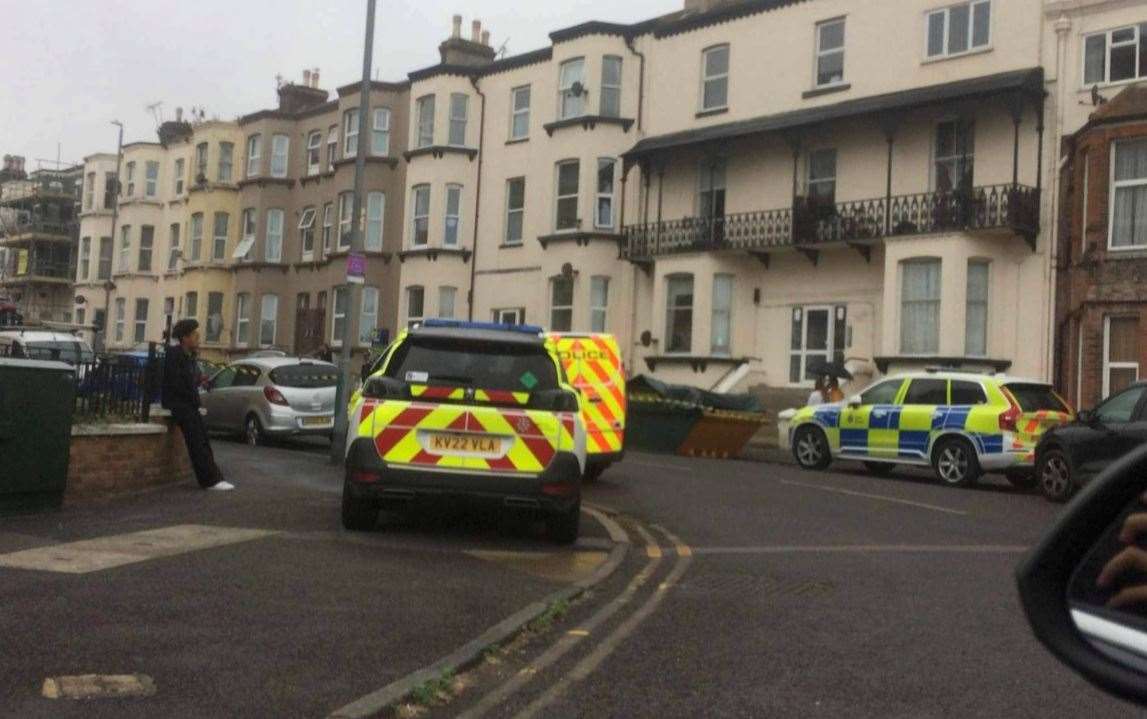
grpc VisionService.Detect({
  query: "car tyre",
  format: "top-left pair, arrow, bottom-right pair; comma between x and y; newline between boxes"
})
863,461 -> 896,477
793,426 -> 832,471
583,464 -> 606,483
245,414 -> 264,447
1037,448 -> 1075,503
931,437 -> 981,487
547,500 -> 580,545
1005,470 -> 1038,490
341,478 -> 379,531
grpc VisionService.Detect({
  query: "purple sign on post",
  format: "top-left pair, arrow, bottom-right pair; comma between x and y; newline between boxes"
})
346,252 -> 366,284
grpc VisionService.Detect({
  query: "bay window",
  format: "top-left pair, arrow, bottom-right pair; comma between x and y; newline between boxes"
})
1110,138 -> 1147,249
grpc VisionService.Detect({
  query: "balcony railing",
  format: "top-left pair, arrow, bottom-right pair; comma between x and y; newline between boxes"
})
0,260 -> 74,282
623,183 -> 1039,261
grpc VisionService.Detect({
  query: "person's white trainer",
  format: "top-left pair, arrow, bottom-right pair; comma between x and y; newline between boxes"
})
207,480 -> 236,491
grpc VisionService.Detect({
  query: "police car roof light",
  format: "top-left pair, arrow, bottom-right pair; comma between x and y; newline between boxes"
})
419,318 -> 545,335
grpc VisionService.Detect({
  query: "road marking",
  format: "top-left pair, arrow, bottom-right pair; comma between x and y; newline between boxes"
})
463,550 -> 608,583
0,525 -> 276,574
455,522 -> 663,719
42,674 -> 155,699
653,523 -> 692,557
513,525 -> 693,719
690,544 -> 1028,555
645,545 -> 663,559
780,479 -> 967,516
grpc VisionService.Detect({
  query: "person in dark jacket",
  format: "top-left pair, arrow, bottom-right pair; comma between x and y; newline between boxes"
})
163,319 -> 233,491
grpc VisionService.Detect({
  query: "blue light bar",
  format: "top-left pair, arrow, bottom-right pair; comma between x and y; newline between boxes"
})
419,318 -> 545,335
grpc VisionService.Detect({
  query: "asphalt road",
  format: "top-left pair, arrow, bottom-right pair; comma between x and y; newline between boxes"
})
0,440 -> 1136,717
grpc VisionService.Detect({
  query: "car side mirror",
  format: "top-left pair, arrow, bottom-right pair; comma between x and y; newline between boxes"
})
847,395 -> 862,408
1017,444 -> 1147,707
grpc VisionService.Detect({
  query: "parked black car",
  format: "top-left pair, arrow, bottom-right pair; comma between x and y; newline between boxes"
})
1034,382 -> 1147,502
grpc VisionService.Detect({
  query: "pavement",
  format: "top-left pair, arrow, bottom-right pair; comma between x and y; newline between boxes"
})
0,439 -> 1137,717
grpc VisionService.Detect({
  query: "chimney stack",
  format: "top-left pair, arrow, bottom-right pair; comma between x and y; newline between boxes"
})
481,30 -> 490,46
439,15 -> 496,66
303,69 -> 312,87
313,67 -> 320,87
176,106 -> 183,122
452,14 -> 462,38
471,19 -> 481,43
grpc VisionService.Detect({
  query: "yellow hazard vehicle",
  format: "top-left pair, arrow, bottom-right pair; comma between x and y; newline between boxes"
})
546,332 -> 626,481
342,320 -> 587,543
788,371 -> 1072,487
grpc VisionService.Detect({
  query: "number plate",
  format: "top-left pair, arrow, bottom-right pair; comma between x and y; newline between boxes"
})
427,432 -> 499,455
301,416 -> 332,427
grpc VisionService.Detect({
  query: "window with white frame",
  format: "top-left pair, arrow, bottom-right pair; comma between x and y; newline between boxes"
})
1084,23 -> 1147,86
926,1 -> 991,59
1081,150 -> 1091,256
245,134 -> 261,178
444,184 -> 462,246
84,172 -> 94,209
235,293 -> 250,346
449,94 -> 468,146
510,86 -> 530,139
934,119 -> 975,191
596,158 -> 616,229
900,258 -> 941,354
118,225 -> 131,271
322,202 -> 334,253
406,285 -> 425,326
493,308 -> 524,325
338,192 -> 353,250
144,161 -> 159,198
411,184 -> 430,246
218,142 -> 233,182
189,214 -> 203,261
299,207 -> 317,260
416,95 -> 435,148
359,286 -> 379,345
506,177 -> 525,244
259,294 -> 278,347
79,237 -> 90,280
550,276 -> 574,332
185,291 -> 198,320
114,298 -> 125,342
665,274 -> 694,353
438,286 -> 457,319
590,276 -> 609,333
1111,138 -> 1147,250
132,298 -> 148,343
125,162 -> 135,196
556,160 -> 580,231
372,108 -> 391,156
234,208 -> 256,261
195,143 -> 208,179
206,292 -> 224,343
265,209 -> 284,262
701,45 -> 729,111
212,212 -> 228,261
698,160 -> 726,218
1104,315 -> 1140,397
815,18 -> 845,87
327,125 -> 338,170
965,260 -> 989,357
173,159 -> 184,195
270,134 -> 289,177
343,110 -> 359,157
138,225 -> 154,271
366,191 -> 385,251
168,223 -> 180,271
601,56 -> 622,117
807,148 -> 837,203
789,305 -> 847,383
711,274 -> 733,355
558,58 -> 586,120
306,131 -> 322,175
98,237 -> 113,279
332,287 -> 349,343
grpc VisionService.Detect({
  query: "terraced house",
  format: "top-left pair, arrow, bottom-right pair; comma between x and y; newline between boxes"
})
401,0 -> 1056,405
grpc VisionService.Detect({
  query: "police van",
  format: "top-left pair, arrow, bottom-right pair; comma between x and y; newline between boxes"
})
343,320 -> 587,542
788,371 -> 1072,487
546,333 -> 626,481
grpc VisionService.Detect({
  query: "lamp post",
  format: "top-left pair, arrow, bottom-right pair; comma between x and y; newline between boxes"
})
330,0 -> 377,463
99,120 -> 124,353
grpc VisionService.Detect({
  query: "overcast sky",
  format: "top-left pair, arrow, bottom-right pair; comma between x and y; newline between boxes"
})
2,0 -> 672,170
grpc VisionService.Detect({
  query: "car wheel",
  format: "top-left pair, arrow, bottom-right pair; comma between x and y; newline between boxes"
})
1037,449 -> 1075,503
863,461 -> 896,477
1005,470 -> 1038,490
245,415 -> 264,447
583,464 -> 606,483
932,437 -> 981,487
793,426 -> 832,471
546,500 -> 580,545
341,478 -> 379,531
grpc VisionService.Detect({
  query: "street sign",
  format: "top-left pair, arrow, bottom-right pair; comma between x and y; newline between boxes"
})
346,252 -> 366,284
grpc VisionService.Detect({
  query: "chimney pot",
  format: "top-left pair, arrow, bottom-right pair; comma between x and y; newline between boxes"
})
481,30 -> 490,46
313,68 -> 320,87
176,107 -> 183,122
471,19 -> 481,42
452,15 -> 462,38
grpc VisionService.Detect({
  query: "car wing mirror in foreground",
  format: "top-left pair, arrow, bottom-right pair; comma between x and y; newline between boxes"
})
1017,444 -> 1147,707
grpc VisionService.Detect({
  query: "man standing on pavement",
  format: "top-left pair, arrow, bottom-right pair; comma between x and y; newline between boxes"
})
162,319 -> 234,491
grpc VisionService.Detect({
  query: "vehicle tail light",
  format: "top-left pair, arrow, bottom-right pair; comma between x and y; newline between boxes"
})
998,388 -> 1021,432
264,385 -> 289,406
349,470 -> 379,484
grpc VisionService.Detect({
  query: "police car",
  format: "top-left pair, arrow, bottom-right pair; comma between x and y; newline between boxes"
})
342,320 -> 587,542
788,371 -> 1072,487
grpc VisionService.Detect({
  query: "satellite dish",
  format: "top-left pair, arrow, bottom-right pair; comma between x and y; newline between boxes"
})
570,81 -> 586,97
74,295 -> 86,305
640,330 -> 653,348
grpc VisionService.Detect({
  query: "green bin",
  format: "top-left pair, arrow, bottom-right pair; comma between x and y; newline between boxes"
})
0,358 -> 75,513
625,393 -> 703,454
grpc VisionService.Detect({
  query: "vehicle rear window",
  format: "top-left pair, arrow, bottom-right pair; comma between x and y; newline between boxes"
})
1004,383 -> 1068,412
950,380 -> 988,405
269,363 -> 338,388
21,341 -> 94,364
386,338 -> 559,393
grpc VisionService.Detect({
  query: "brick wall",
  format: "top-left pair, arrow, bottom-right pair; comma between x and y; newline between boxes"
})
67,421 -> 193,499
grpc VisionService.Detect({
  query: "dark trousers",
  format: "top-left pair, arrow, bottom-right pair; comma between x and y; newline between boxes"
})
170,404 -> 222,488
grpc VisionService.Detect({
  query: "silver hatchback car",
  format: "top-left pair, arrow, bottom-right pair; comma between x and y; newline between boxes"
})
201,356 -> 339,445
